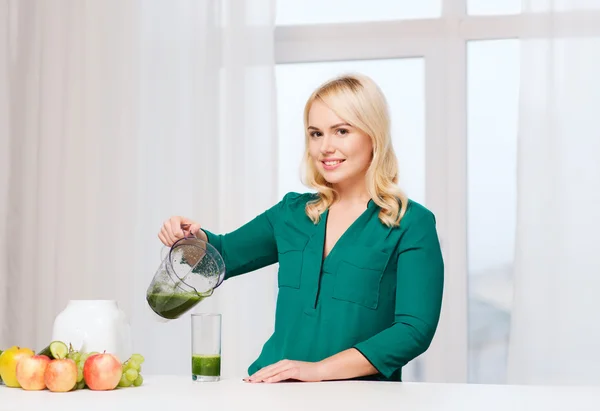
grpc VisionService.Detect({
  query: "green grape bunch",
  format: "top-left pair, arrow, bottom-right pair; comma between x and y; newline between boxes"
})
65,344 -> 89,390
118,353 -> 145,388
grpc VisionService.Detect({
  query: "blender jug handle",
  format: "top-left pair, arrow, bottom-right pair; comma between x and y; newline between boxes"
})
181,223 -> 196,239
174,223 -> 226,293
159,223 -> 194,262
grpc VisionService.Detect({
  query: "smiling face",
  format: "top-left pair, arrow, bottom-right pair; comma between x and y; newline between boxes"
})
301,74 -> 406,227
306,100 -> 373,187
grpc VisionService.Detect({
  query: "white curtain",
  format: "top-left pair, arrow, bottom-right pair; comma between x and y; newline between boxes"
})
0,0 -> 137,351
0,0 -> 278,379
508,0 -> 600,385
0,0 -> 9,349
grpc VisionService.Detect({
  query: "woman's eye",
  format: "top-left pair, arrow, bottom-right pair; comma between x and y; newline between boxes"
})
309,131 -> 322,138
337,128 -> 349,135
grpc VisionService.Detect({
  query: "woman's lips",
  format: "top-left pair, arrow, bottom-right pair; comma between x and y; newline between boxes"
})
321,159 -> 345,170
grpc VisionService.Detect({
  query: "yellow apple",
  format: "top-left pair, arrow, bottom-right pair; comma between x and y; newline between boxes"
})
0,346 -> 35,388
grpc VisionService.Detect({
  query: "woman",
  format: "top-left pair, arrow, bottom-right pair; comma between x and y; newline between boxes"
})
158,74 -> 444,383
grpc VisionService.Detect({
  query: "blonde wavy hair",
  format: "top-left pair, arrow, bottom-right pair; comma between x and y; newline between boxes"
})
302,73 -> 408,227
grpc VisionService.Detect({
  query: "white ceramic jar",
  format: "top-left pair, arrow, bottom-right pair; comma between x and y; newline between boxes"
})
51,300 -> 133,362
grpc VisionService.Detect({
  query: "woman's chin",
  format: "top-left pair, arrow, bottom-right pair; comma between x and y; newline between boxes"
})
320,171 -> 346,185
319,169 -> 368,188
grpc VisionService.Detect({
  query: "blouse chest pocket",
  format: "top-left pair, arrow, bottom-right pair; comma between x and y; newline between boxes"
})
276,236 -> 307,289
333,246 -> 390,310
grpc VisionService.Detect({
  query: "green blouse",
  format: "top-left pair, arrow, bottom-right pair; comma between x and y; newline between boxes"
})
202,192 -> 444,381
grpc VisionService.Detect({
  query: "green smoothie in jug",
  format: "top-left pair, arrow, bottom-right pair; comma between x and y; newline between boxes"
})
147,291 -> 204,319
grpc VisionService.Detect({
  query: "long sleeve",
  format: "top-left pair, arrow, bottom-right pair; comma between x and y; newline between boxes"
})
353,212 -> 444,379
201,193 -> 295,280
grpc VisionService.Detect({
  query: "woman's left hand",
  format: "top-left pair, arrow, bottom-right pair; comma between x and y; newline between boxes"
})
245,359 -> 325,383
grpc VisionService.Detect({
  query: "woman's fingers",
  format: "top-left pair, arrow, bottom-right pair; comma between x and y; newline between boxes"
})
160,217 -> 181,246
169,217 -> 184,243
245,360 -> 322,383
188,223 -> 201,237
247,360 -> 292,383
159,216 -> 202,246
158,229 -> 169,246
160,226 -> 172,245
246,364 -> 275,382
162,219 -> 174,244
264,368 -> 296,383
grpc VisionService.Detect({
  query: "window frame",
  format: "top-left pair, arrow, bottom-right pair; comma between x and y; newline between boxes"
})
273,0 -> 600,383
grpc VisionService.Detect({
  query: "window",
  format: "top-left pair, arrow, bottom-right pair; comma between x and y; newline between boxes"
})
467,0 -> 522,15
274,0 -> 582,383
276,1 -> 441,25
467,39 -> 520,383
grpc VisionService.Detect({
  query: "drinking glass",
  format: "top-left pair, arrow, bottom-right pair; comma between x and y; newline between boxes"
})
191,313 -> 221,382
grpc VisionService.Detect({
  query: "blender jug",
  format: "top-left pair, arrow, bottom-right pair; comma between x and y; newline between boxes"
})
146,232 -> 225,320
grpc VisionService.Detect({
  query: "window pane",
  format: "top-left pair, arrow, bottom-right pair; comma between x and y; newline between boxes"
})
468,0 -> 522,15
467,39 -> 520,383
275,59 -> 426,210
527,2 -> 600,12
276,1 -> 440,25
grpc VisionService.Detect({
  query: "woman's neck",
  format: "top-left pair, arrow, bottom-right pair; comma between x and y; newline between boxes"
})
333,179 -> 370,206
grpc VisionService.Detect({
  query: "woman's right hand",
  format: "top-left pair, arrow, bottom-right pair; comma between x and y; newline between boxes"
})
158,216 -> 204,246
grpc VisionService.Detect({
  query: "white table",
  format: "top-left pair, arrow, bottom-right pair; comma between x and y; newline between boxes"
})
1,376 -> 599,411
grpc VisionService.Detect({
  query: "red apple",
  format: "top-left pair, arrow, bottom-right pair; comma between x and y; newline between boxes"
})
44,359 -> 77,392
83,353 -> 122,391
16,355 -> 51,390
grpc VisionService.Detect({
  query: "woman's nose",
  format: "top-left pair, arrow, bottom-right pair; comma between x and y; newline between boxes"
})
320,134 -> 335,154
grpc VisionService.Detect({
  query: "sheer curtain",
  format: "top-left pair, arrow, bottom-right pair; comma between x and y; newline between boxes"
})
508,0 -> 600,385
0,0 -> 278,378
133,0 -> 278,377
0,0 -> 138,352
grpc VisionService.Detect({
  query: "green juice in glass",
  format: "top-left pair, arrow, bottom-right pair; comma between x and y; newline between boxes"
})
192,354 -> 221,380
